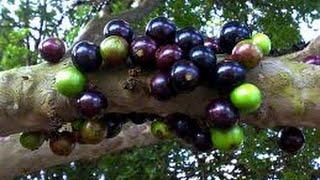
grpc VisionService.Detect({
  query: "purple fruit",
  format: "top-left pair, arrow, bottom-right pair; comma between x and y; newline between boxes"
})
38,37 -> 66,63
150,72 -> 174,100
189,45 -> 217,77
175,27 -> 204,53
303,55 -> 320,65
215,60 -> 246,91
146,17 -> 176,45
130,36 -> 157,66
278,127 -> 305,153
165,113 -> 198,139
204,37 -> 222,54
76,90 -> 108,118
170,60 -> 200,92
205,99 -> 239,129
103,19 -> 133,42
193,131 -> 212,151
219,21 -> 251,54
155,44 -> 183,71
72,41 -> 102,72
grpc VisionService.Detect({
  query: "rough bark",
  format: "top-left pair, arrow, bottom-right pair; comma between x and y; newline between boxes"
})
0,0 -> 320,178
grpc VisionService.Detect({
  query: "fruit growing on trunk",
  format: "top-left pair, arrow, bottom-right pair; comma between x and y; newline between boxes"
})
76,91 -> 108,118
49,132 -> 75,156
55,67 -> 86,97
103,19 -> 133,42
20,131 -> 45,150
146,17 -> 176,45
80,119 -> 107,144
278,127 -> 305,153
100,36 -> 129,66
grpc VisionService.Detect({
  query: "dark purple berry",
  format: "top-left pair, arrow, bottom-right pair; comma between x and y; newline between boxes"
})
76,91 -> 108,118
38,37 -> 65,63
219,21 -> 251,54
72,41 -> 102,72
101,113 -> 123,138
103,19 -> 133,42
165,113 -> 198,139
278,127 -> 305,153
49,132 -> 75,156
175,27 -> 204,54
205,99 -> 239,129
303,55 -> 320,65
130,36 -> 157,67
170,60 -> 200,92
150,72 -> 174,100
193,131 -> 212,151
146,17 -> 176,45
189,45 -> 217,78
155,44 -> 183,71
204,37 -> 222,54
215,60 -> 246,91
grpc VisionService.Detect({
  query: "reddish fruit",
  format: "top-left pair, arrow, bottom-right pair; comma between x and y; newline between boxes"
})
49,132 -> 75,156
155,44 -> 183,71
38,37 -> 66,63
231,41 -> 263,69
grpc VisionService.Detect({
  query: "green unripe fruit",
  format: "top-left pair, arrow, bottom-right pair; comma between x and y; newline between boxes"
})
100,35 -> 129,66
210,125 -> 244,151
230,83 -> 262,113
55,67 -> 86,97
20,132 -> 45,150
252,33 -> 271,55
80,119 -> 107,144
151,121 -> 172,139
72,119 -> 85,131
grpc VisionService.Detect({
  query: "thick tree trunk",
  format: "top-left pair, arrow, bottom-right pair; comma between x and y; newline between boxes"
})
1,0 -> 320,178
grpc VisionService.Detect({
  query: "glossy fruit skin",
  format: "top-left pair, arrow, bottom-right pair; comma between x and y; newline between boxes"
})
20,132 -> 45,150
76,91 -> 108,118
231,40 -> 263,69
189,45 -> 217,78
206,99 -> 239,129
146,17 -> 176,45
130,36 -> 157,66
100,36 -> 129,66
170,60 -> 200,92
278,127 -> 305,153
215,60 -> 246,91
150,72 -> 174,100
155,44 -> 183,71
192,131 -> 212,152
303,55 -> 320,65
210,125 -> 244,151
219,21 -> 251,54
72,41 -> 102,72
100,113 -> 123,138
175,27 -> 204,53
39,37 -> 66,63
49,132 -> 75,156
103,19 -> 133,42
252,33 -> 271,55
165,113 -> 198,139
151,121 -> 172,139
230,83 -> 262,113
55,67 -> 86,97
80,120 -> 107,144
204,37 -> 222,54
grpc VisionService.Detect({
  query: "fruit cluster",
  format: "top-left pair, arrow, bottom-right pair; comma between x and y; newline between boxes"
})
19,17 -> 305,155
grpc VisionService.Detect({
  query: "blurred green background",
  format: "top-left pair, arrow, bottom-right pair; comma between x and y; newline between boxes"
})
1,0 -> 319,179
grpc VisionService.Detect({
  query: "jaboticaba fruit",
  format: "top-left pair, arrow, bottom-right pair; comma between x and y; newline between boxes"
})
170,60 -> 200,92
210,125 -> 244,151
100,113 -> 123,138
230,83 -> 262,113
189,45 -> 217,78
219,21 -> 251,54
149,72 -> 174,101
55,67 -> 86,97
303,55 -> 320,65
130,36 -> 157,66
38,37 -> 66,63
215,60 -> 246,91
49,132 -> 75,156
76,90 -> 108,118
165,113 -> 198,139
155,44 -> 183,71
80,119 -> 106,144
204,37 -> 222,54
103,19 -> 133,42
252,33 -> 271,55
192,130 -> 212,152
151,120 -> 172,139
231,40 -> 263,69
146,17 -> 176,45
20,131 -> 45,150
72,41 -> 102,72
100,35 -> 129,66
278,127 -> 305,153
175,27 -> 204,54
205,99 -> 239,129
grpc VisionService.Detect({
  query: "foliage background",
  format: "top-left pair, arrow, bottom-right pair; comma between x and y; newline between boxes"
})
0,0 -> 319,179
